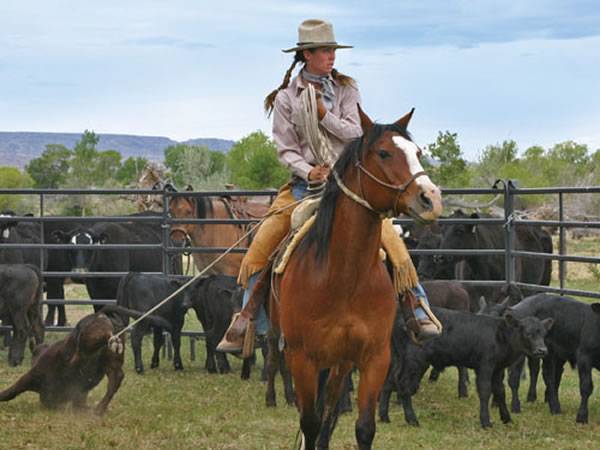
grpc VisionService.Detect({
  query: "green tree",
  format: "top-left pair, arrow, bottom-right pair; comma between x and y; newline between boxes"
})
94,150 -> 122,184
425,131 -> 471,188
25,144 -> 72,188
116,156 -> 149,185
164,144 -> 186,186
475,140 -> 519,185
68,130 -> 101,187
0,166 -> 34,211
164,144 -> 231,189
227,131 -> 288,189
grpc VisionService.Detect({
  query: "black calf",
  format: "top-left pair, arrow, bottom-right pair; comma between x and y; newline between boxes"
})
380,307 -> 552,428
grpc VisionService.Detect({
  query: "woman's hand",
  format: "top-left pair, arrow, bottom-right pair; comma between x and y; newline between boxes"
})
308,165 -> 331,182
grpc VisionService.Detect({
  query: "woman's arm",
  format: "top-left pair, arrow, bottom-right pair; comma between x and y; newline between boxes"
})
319,85 -> 363,141
272,92 -> 314,181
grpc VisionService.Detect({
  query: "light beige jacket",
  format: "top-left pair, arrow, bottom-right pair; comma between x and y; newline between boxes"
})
272,73 -> 363,181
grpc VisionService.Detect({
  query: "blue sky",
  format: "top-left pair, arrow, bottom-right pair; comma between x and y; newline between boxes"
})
1,0 -> 599,161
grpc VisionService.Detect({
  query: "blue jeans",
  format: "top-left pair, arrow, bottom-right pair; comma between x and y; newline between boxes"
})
242,272 -> 269,335
291,178 -> 310,201
413,283 -> 431,321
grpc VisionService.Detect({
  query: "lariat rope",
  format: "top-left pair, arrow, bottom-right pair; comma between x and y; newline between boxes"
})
300,83 -> 335,167
108,193 -> 322,343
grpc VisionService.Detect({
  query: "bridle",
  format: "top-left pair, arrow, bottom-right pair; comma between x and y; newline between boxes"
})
333,139 -> 427,218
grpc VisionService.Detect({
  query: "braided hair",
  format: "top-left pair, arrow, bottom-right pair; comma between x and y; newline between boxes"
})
264,50 -> 356,116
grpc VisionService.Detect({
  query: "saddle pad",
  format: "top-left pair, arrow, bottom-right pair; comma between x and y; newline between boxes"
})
274,215 -> 317,274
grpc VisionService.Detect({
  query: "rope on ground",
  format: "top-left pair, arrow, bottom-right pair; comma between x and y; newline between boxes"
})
108,192 -> 322,343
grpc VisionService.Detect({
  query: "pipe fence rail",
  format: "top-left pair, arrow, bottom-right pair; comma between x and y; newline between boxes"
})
1,181 -> 599,345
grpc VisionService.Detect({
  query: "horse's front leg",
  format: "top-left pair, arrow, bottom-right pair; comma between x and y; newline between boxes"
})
317,362 -> 353,450
287,351 -> 320,450
356,350 -> 391,450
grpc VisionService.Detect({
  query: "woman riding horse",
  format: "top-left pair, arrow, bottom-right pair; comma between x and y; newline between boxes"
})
217,18 -> 441,354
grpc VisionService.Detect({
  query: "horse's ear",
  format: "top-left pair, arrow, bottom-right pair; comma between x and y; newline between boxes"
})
395,108 -> 415,129
357,103 -> 373,132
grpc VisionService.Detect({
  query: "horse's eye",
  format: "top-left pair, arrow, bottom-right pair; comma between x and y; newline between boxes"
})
378,149 -> 391,159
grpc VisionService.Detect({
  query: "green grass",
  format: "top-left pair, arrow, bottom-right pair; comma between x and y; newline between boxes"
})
2,321 -> 600,449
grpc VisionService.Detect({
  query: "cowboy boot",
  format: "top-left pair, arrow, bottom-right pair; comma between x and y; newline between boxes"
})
400,289 -> 441,343
216,312 -> 250,354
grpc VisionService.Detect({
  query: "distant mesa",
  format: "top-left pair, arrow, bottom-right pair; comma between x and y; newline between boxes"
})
0,132 -> 236,168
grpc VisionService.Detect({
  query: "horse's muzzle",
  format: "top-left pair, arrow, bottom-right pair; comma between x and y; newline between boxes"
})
409,183 -> 443,223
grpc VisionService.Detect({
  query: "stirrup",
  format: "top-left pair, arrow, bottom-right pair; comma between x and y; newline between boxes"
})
241,321 -> 256,359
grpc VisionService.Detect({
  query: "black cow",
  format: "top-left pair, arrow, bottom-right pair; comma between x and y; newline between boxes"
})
116,272 -> 187,373
0,213 -> 46,267
42,218 -> 91,326
438,210 -> 552,296
379,306 -> 553,428
187,274 -> 241,374
421,280 -> 470,393
508,294 -> 600,424
54,213 -> 182,314
0,264 -> 45,366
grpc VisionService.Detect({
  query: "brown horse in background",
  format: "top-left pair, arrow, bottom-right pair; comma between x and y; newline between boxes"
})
168,187 -> 269,276
269,107 -> 442,449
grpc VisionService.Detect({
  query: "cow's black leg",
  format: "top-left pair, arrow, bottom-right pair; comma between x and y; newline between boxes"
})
429,367 -> 441,382
171,326 -> 183,371
400,394 -> 419,426
476,367 -> 493,428
398,360 -> 426,426
265,333 -> 278,407
151,328 -> 164,369
204,333 -> 217,373
492,370 -> 511,424
542,356 -> 561,414
8,314 -> 30,366
27,300 -> 45,349
378,369 -> 394,423
216,352 -> 230,374
527,356 -> 540,403
509,358 -> 524,413
131,326 -> 145,374
576,356 -> 593,424
338,373 -> 353,414
458,366 -> 468,398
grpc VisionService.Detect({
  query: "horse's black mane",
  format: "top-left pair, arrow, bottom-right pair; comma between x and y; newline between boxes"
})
298,122 -> 410,262
195,197 -> 214,219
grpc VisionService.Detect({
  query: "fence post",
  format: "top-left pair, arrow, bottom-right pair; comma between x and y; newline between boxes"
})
161,189 -> 170,276
558,192 -> 566,293
501,179 -> 516,286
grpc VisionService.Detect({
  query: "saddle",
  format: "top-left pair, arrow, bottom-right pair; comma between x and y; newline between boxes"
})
273,196 -> 322,274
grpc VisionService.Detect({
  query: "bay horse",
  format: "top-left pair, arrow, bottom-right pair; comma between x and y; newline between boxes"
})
168,187 -> 269,276
270,107 -> 443,449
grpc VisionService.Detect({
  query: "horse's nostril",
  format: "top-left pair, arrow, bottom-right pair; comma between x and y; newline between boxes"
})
419,192 -> 433,211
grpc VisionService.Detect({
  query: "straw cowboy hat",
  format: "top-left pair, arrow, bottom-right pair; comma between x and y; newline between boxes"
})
283,19 -> 352,53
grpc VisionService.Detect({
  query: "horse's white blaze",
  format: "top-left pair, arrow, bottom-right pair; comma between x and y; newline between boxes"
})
392,135 -> 437,192
2,228 -> 9,239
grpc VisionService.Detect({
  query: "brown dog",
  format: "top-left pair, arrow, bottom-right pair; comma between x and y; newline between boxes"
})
0,306 -> 169,415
